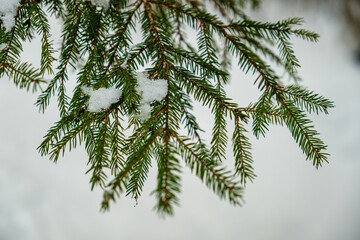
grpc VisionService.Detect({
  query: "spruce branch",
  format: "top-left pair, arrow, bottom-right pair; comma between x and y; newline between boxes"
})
109,109 -> 125,175
87,117 -> 111,190
172,133 -> 244,205
280,85 -> 334,114
211,102 -> 228,162
276,93 -> 329,168
105,127 -> 164,205
1,61 -> 45,92
152,140 -> 181,216
36,4 -> 82,113
0,0 -> 333,216
29,0 -> 55,75
233,116 -> 255,184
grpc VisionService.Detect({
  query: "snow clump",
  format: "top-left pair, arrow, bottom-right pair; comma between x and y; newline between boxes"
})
136,72 -> 168,120
0,0 -> 20,31
89,0 -> 110,9
81,86 -> 122,113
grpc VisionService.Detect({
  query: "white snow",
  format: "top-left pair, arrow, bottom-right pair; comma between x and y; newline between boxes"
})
138,104 -> 153,120
135,72 -> 168,120
0,43 -> 6,50
0,0 -> 20,31
89,0 -> 110,9
81,86 -> 122,112
80,72 -> 167,117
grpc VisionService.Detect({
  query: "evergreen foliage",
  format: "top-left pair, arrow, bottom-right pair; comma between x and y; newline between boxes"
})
0,0 -> 333,216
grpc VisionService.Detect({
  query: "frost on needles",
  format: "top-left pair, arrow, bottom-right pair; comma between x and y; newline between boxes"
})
0,0 -> 334,216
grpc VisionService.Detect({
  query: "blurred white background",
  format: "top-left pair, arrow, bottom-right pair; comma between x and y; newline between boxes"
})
1,1 -> 359,239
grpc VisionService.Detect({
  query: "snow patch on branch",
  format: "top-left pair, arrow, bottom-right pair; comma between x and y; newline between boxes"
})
136,72 -> 168,120
80,72 -> 167,118
82,86 -> 122,112
0,0 -> 20,31
89,0 -> 110,9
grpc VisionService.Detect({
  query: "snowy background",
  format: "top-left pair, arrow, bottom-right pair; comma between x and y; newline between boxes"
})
1,1 -> 360,239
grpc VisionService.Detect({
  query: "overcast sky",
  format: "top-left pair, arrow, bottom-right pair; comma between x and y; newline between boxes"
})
1,1 -> 359,240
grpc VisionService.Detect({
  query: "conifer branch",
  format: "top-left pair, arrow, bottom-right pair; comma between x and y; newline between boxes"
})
233,116 -> 255,184
108,128 -> 164,195
126,142 -> 152,201
1,0 -> 333,216
172,132 -> 243,205
152,140 -> 181,216
276,94 -> 329,168
239,91 -> 287,138
177,88 -> 204,142
49,115 -> 97,162
38,113 -> 79,156
88,117 -> 110,189
36,5 -> 82,113
276,30 -> 300,75
30,0 -> 55,75
211,102 -> 228,162
0,31 -> 15,66
109,110 -> 125,174
171,66 -> 239,116
2,62 -> 44,92
280,86 -> 334,114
